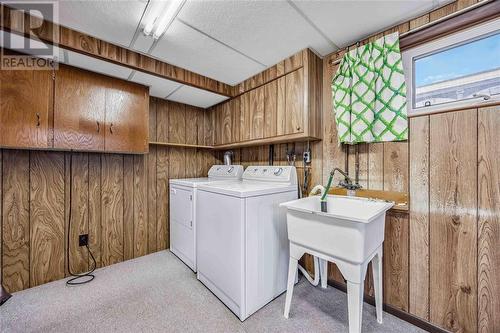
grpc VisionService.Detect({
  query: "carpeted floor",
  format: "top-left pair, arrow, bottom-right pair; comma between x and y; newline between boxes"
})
0,251 -> 423,333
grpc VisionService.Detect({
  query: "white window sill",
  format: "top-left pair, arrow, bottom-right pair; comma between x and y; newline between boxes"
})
408,96 -> 500,117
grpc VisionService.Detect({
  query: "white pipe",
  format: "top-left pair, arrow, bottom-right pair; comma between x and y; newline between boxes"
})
297,256 -> 320,286
296,184 -> 327,286
309,184 -> 326,197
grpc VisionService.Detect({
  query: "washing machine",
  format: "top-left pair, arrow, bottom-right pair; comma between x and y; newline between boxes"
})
196,165 -> 298,320
169,165 -> 244,272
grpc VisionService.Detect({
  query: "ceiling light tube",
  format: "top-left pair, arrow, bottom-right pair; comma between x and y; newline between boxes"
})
152,0 -> 186,40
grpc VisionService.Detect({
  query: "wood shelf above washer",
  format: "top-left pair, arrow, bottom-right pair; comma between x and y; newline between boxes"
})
149,142 -> 214,149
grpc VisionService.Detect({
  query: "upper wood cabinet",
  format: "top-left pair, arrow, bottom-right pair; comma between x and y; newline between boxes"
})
54,65 -> 106,151
212,49 -> 322,148
1,63 -> 148,153
284,68 -> 304,135
104,79 -> 149,153
54,65 -> 148,154
0,67 -> 53,149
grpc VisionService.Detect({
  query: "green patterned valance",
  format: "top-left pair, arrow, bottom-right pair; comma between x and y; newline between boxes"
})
331,32 -> 408,144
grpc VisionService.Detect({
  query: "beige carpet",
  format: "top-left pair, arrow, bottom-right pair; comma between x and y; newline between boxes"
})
0,251 -> 423,333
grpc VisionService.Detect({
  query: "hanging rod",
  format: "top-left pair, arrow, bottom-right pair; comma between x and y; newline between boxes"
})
328,0 -> 494,66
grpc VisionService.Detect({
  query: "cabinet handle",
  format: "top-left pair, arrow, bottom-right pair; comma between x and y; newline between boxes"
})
96,121 -> 100,133
36,113 -> 40,127
109,123 -> 113,134
296,126 -> 301,131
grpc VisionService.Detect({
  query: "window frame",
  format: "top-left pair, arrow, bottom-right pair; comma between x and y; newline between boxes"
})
403,18 -> 500,116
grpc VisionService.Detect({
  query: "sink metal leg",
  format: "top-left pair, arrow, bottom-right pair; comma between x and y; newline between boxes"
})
319,258 -> 328,289
284,257 -> 298,318
347,281 -> 364,333
372,247 -> 383,323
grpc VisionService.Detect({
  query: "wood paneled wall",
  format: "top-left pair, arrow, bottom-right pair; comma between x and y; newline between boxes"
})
0,98 -> 217,293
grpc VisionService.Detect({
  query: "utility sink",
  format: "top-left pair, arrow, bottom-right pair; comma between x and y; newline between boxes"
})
280,195 -> 394,333
280,195 -> 394,264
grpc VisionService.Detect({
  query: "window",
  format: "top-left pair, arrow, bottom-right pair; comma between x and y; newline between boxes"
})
403,18 -> 500,116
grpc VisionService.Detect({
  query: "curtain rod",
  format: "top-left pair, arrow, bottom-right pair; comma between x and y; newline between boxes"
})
328,0 -> 493,66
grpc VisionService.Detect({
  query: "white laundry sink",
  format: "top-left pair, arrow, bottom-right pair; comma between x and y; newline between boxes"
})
280,195 -> 394,333
280,195 -> 393,264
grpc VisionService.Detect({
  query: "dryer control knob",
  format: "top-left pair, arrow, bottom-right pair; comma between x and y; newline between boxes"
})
228,166 -> 234,173
274,167 -> 283,176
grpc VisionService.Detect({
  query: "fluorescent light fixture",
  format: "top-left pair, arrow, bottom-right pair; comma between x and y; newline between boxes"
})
143,0 -> 186,40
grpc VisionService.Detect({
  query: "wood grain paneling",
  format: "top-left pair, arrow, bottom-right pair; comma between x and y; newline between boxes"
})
264,80 -> 277,138
30,152 -> 65,287
384,212 -> 409,311
101,154 -> 124,266
67,153 -> 89,274
429,109 -> 477,333
147,145 -> 158,253
133,155 -> 147,258
156,98 -> 169,143
383,142 -> 408,193
185,106 -> 200,146
285,69 -> 304,134
221,102 -> 232,145
168,102 -> 186,144
240,92 -> 251,142
88,153 -> 102,268
105,80 -> 149,153
123,155 -> 134,261
54,65 -> 105,151
477,106 -> 500,333
276,76 -> 286,137
250,86 -> 264,140
156,146 -> 169,250
368,143 -> 384,190
231,97 -> 241,143
409,116 -> 430,320
0,68 -> 52,148
2,150 -> 30,292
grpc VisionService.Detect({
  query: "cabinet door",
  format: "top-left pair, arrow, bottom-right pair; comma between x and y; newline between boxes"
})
213,104 -> 222,146
285,68 -> 304,134
276,76 -> 286,136
54,65 -> 105,151
230,97 -> 241,143
221,101 -> 232,145
0,68 -> 53,148
105,79 -> 149,153
240,92 -> 251,142
250,86 -> 264,140
264,80 -> 277,138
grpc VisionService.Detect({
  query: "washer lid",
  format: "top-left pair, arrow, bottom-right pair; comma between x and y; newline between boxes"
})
198,181 -> 298,198
170,165 -> 244,187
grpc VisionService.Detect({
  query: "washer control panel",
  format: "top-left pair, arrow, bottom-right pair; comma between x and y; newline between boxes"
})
243,166 -> 297,184
208,165 -> 244,179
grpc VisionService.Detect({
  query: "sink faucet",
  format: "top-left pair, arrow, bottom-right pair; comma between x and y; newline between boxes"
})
335,168 -> 362,192
320,168 -> 361,213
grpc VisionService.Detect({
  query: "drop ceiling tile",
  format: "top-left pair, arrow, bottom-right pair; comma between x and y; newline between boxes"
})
292,0 -> 436,48
132,33 -> 155,54
167,85 -> 228,108
151,20 -> 264,85
177,0 -> 336,66
56,0 -> 147,47
130,71 -> 181,98
65,50 -> 133,80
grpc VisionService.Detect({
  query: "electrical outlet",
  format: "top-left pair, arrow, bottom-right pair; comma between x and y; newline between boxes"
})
79,234 -> 89,247
303,151 -> 311,164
